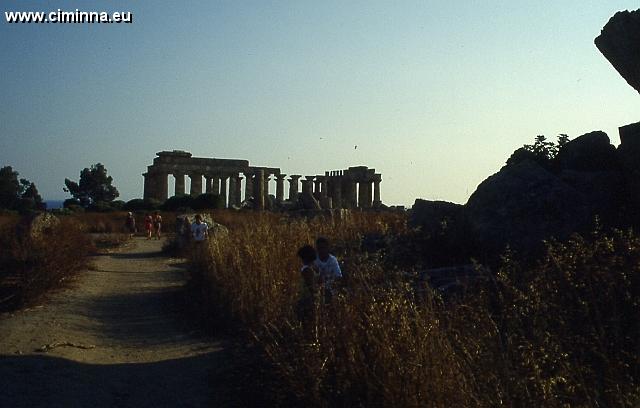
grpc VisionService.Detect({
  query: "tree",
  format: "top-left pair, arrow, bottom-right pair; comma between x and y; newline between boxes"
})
0,166 -> 21,209
507,134 -> 572,168
0,166 -> 44,211
64,163 -> 119,207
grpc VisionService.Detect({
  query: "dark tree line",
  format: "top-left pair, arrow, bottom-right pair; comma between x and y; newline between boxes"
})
0,166 -> 44,212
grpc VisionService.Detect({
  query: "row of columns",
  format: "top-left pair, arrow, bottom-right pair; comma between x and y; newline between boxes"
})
144,170 -> 382,210
289,172 -> 382,209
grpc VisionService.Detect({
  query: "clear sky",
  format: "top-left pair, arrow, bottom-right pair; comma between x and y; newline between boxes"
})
1,1 -> 639,206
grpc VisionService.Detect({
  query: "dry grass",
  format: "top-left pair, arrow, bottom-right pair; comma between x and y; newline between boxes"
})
187,211 -> 640,407
72,211 -> 177,234
0,217 -> 94,312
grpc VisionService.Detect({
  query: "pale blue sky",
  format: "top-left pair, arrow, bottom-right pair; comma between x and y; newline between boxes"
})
1,1 -> 639,206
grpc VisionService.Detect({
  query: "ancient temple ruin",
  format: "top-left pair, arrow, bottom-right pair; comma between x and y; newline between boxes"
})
143,150 -> 382,210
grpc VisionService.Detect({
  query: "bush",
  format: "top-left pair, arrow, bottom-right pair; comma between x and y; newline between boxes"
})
0,217 -> 93,312
63,198 -> 81,209
162,194 -> 194,211
124,198 -> 162,211
192,193 -> 224,210
110,200 -> 126,211
88,200 -> 118,212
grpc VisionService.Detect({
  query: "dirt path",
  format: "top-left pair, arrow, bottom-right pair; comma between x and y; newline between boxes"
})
0,238 -> 239,408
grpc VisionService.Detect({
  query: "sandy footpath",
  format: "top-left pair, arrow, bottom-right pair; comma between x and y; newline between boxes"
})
0,238 -> 238,408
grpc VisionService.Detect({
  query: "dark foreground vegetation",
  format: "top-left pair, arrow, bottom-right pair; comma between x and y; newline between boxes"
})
0,215 -> 93,312
185,211 -> 639,407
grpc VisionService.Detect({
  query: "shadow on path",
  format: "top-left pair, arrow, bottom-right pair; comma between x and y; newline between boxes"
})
0,352 -> 243,408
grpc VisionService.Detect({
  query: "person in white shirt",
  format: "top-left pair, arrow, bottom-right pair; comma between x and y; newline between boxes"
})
314,237 -> 342,300
190,214 -> 209,242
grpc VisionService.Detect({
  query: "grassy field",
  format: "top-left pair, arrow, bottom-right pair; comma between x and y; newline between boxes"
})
1,209 -> 637,405
186,211 -> 640,407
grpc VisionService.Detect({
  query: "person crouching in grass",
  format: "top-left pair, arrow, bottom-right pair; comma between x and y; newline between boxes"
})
297,244 -> 321,342
315,236 -> 342,302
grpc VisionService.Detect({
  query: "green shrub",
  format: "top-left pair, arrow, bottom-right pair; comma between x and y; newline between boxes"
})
162,194 -> 194,211
192,193 -> 224,210
124,198 -> 162,211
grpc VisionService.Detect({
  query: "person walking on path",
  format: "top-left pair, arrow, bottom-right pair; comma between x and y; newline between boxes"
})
144,213 -> 153,240
125,212 -> 137,237
153,211 -> 163,240
190,214 -> 209,243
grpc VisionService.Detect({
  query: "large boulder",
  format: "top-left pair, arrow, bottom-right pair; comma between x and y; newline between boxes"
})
595,10 -> 640,93
617,122 -> 640,173
466,160 -> 590,253
556,131 -> 619,172
409,199 -> 463,230
559,170 -> 626,224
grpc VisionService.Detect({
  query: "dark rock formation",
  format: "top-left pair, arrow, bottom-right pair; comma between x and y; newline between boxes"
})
618,122 -> 640,172
409,200 -> 463,230
466,160 -> 590,253
595,9 -> 640,93
555,131 -> 618,172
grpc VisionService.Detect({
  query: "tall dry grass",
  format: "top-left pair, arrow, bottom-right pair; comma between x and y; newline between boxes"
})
188,212 -> 640,407
0,217 -> 93,312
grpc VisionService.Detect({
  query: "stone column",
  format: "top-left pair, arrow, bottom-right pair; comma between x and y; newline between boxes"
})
313,177 -> 322,198
174,173 -> 185,196
289,175 -> 301,201
143,173 -> 154,200
332,177 -> 342,209
205,176 -> 214,194
212,176 -> 220,195
244,172 -> 254,200
264,174 -> 271,197
255,169 -> 265,210
373,174 -> 382,207
228,175 -> 238,207
358,179 -> 372,208
305,176 -> 316,195
234,175 -> 243,206
275,174 -> 286,203
189,173 -> 203,196
220,174 -> 228,208
318,176 -> 328,198
156,173 -> 168,201
350,180 -> 358,208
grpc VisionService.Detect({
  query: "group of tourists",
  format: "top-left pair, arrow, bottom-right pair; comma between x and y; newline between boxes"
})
124,211 -> 163,240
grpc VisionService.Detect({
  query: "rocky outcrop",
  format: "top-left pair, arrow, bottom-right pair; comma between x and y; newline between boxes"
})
457,130 -> 636,254
555,131 -> 618,172
409,200 -> 463,230
466,160 -> 590,253
595,9 -> 640,93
